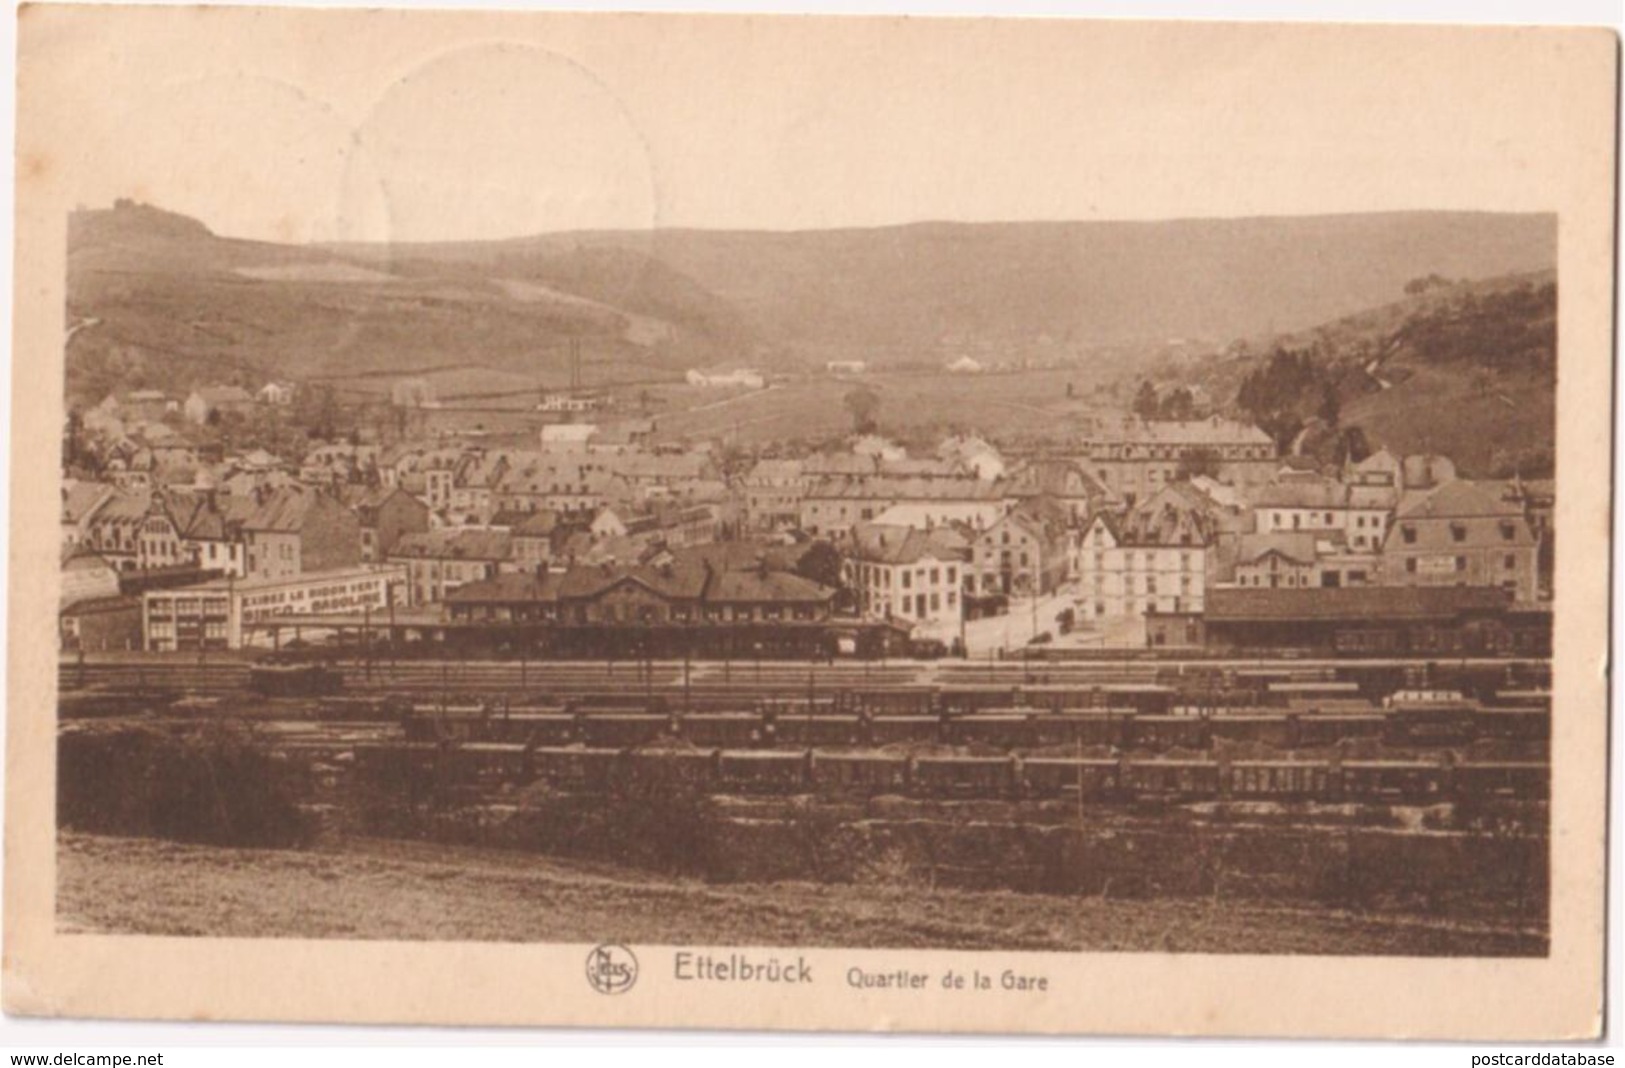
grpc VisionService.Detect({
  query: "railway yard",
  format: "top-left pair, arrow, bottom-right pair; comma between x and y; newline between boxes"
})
57,653 -> 1552,952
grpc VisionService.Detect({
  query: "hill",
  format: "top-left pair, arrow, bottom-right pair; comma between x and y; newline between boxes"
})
66,202 -> 1555,411
1186,271 -> 1557,478
64,202 -> 744,407
343,212 -> 1555,365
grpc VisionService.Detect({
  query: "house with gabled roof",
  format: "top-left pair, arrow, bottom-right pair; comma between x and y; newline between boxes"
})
843,522 -> 969,630
970,497 -> 1071,597
233,485 -> 362,581
1380,479 -> 1539,602
183,385 -> 254,425
1073,483 -> 1221,622
388,528 -> 514,605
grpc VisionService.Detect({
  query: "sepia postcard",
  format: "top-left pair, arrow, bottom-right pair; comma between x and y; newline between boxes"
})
4,5 -> 1616,1039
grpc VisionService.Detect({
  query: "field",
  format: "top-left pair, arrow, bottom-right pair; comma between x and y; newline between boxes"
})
58,833 -> 1544,955
647,369 -> 1111,447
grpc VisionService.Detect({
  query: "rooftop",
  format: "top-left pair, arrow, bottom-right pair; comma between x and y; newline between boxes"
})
1207,585 -> 1512,622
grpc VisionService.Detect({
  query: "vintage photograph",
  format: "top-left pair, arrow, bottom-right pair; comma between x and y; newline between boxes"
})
8,7 -> 1613,1037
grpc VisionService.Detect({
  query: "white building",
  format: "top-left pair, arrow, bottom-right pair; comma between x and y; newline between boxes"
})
540,423 -> 600,452
1073,485 -> 1218,620
142,565 -> 406,651
843,523 -> 969,633
686,368 -> 766,389
537,392 -> 602,413
1249,473 -> 1396,552
257,382 -> 295,406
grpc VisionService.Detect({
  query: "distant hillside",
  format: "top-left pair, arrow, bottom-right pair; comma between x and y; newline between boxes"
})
506,213 -> 1555,361
1188,271 -> 1557,478
66,201 -> 1555,411
64,202 -> 742,406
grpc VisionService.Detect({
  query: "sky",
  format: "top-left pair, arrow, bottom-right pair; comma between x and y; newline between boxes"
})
20,7 -> 1616,243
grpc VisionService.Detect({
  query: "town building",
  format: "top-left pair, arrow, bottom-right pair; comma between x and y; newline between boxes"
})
742,459 -> 805,533
344,485 -> 432,563
1078,415 -> 1276,502
800,476 -> 1003,539
257,382 -> 295,406
843,523 -> 969,632
937,434 -> 1006,481
1072,483 -> 1220,620
61,595 -> 143,653
1003,458 -> 1107,524
442,559 -> 838,658
388,528 -> 514,605
61,479 -> 116,552
685,368 -> 766,389
141,565 -> 406,651
1200,585 -> 1544,656
61,547 -> 121,610
1380,480 -> 1540,602
236,486 -> 362,582
969,500 -> 1070,597
1248,472 -> 1397,552
536,391 -> 602,413
183,385 -> 254,425
539,423 -> 601,453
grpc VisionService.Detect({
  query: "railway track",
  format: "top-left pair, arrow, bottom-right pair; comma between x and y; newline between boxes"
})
57,654 -> 1547,700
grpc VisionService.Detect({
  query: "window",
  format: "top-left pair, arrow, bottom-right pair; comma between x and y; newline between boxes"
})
1500,521 -> 1516,541
902,571 -> 912,589
1450,523 -> 1467,543
1401,525 -> 1417,545
1504,554 -> 1516,569
1405,558 -> 1418,573
1455,556 -> 1467,572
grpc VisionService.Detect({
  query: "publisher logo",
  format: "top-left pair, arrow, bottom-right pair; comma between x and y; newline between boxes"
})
586,943 -> 638,995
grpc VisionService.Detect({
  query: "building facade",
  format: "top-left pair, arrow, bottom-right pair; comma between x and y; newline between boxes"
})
1380,480 -> 1540,602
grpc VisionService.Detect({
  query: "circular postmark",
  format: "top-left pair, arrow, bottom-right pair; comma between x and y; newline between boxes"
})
585,943 -> 638,995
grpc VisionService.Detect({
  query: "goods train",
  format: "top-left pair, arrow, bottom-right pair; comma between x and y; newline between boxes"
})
353,741 -> 1549,804
396,701 -> 1548,750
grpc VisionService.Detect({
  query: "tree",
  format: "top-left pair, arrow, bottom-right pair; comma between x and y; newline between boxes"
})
1404,273 -> 1453,297
1132,380 -> 1160,419
1159,386 -> 1197,421
843,387 -> 881,435
1316,380 -> 1341,426
795,540 -> 845,591
1176,447 -> 1222,481
1235,346 -> 1327,453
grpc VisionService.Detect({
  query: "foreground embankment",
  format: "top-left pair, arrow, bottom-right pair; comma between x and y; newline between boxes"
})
55,722 -> 1548,953
57,832 -> 1546,955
